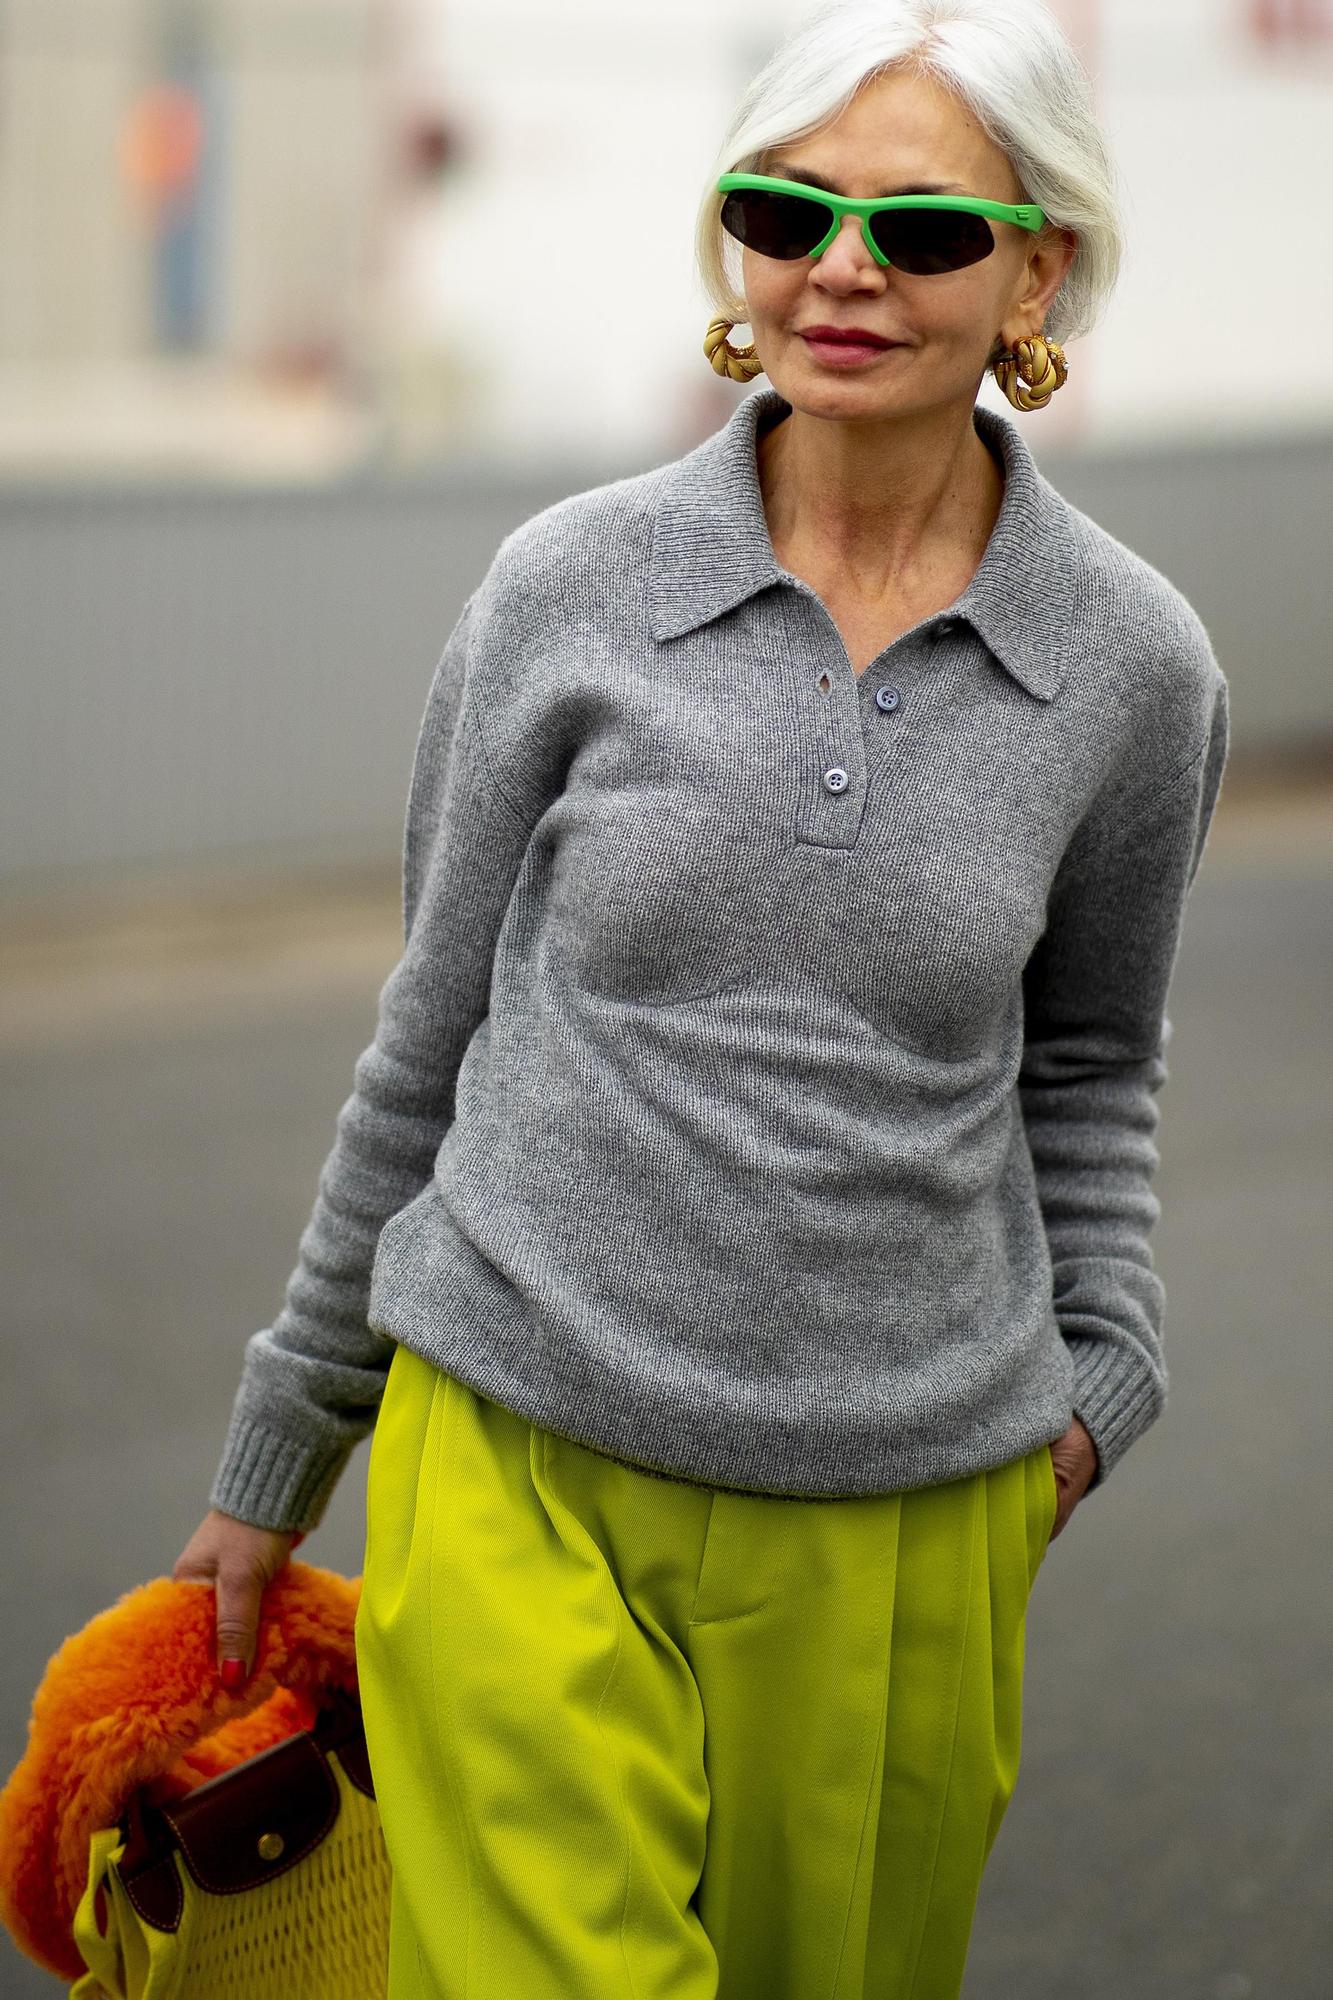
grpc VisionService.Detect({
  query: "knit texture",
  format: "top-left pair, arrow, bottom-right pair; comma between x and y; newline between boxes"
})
208,385 -> 1229,1532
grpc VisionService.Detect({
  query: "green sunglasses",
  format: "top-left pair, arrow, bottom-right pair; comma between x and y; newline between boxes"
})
716,172 -> 1045,274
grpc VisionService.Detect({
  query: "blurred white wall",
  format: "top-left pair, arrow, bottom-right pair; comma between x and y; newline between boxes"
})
222,0 -> 379,369
402,0 -> 1333,459
0,0 -> 1329,466
0,0 -> 377,370
0,0 -> 148,360
1094,0 -> 1333,446
1,1 -> 1330,888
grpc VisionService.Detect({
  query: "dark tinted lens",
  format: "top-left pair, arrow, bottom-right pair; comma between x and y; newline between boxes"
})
720,188 -> 830,260
869,207 -> 994,273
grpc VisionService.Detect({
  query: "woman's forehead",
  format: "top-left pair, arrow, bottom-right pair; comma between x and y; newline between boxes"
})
770,68 -> 1018,198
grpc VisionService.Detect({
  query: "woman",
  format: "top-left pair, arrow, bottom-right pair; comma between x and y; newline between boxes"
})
174,3 -> 1229,1994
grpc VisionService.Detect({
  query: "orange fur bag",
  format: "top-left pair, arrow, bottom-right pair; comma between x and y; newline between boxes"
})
0,1562 -> 391,1996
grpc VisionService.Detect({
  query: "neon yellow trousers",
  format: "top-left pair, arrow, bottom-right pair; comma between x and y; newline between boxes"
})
354,1340 -> 1059,2000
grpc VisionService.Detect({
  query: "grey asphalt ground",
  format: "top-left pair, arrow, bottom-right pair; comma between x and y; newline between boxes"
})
2,778 -> 1329,1999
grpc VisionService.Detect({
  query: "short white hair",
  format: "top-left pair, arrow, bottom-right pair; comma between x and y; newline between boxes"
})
694,0 -> 1126,361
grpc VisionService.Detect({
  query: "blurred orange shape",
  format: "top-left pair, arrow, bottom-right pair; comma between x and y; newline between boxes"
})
121,85 -> 204,203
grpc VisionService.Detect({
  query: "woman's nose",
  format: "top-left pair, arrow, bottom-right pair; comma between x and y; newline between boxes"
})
816,213 -> 884,275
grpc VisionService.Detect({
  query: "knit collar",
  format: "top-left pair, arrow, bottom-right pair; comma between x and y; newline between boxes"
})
648,383 -> 1074,702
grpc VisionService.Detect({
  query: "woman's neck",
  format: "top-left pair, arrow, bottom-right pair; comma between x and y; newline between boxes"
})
756,400 -> 1005,602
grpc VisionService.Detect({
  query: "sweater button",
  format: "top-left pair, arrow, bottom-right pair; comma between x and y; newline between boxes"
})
875,685 -> 900,711
823,766 -> 849,793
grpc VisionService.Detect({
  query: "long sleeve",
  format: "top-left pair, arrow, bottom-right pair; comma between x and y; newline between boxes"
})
1018,670 -> 1230,1489
206,588 -> 542,1532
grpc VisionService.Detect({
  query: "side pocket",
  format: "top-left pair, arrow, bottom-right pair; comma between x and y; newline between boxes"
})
1042,1441 -> 1059,1544
358,1342 -> 443,1640
1021,1438 -> 1059,1586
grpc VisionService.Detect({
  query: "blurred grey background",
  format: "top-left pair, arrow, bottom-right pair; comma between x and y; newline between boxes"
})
2,2 -> 1331,1996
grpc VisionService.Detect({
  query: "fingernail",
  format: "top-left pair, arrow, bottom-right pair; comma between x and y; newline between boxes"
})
219,1657 -> 247,1690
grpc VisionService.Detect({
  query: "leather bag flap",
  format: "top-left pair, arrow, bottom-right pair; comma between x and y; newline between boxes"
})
162,1730 -> 340,1895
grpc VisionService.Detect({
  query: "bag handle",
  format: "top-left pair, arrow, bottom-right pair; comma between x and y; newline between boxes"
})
0,1562 -> 362,1983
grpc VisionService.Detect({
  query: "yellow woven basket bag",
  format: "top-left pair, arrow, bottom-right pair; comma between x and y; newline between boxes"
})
0,1563 -> 391,1998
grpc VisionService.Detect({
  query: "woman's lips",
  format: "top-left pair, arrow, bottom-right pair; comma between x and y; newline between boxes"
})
800,332 -> 901,365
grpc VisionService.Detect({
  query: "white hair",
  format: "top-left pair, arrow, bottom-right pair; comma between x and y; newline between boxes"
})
694,0 -> 1126,362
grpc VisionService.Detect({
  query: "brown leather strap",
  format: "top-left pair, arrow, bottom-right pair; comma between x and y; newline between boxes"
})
116,1693 -> 376,1931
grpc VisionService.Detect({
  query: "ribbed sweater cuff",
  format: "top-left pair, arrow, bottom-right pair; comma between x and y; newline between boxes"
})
207,1411 -> 350,1535
1064,1334 -> 1164,1491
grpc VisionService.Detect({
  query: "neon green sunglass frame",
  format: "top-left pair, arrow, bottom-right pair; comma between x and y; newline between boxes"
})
716,172 -> 1046,267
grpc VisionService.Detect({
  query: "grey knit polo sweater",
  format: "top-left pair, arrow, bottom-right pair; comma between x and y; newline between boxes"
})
208,384 -> 1230,1534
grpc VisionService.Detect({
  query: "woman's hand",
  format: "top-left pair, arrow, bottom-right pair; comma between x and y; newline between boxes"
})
1048,1416 -> 1099,1539
172,1508 -> 307,1688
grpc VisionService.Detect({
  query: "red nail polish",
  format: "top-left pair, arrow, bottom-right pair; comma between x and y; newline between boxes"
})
219,1657 -> 247,1690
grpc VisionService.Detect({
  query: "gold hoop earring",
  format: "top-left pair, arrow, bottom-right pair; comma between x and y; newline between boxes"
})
704,315 -> 765,383
991,331 -> 1068,411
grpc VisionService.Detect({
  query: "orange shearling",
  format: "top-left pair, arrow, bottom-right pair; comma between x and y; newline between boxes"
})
0,1562 -> 362,1981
